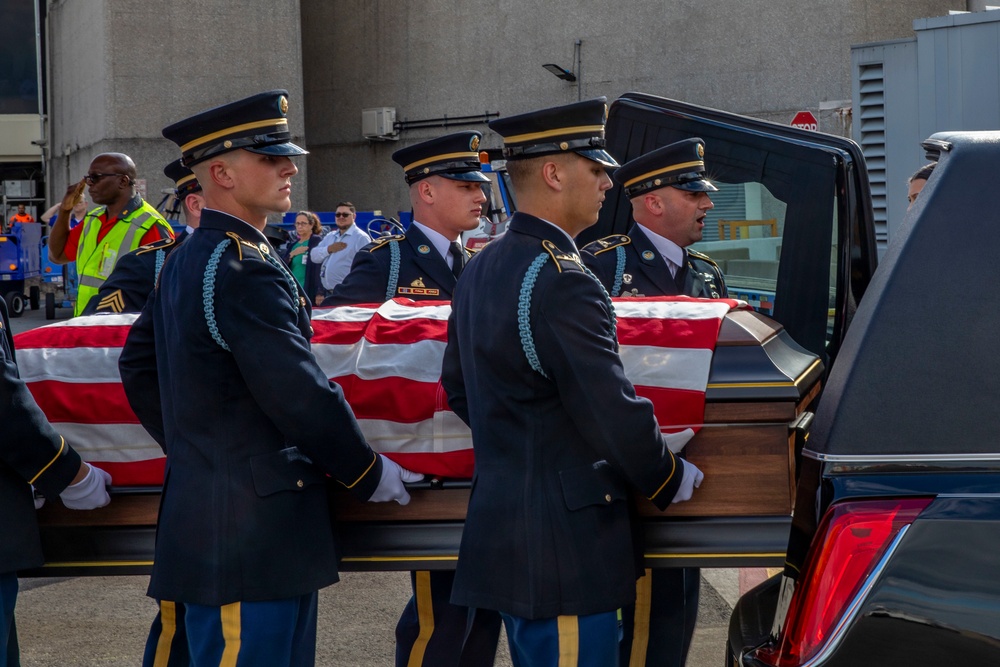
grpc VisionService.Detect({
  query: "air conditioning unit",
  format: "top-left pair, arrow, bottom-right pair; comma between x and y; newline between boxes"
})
362,107 -> 398,141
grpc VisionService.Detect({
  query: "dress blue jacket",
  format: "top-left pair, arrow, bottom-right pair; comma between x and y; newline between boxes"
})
441,212 -> 684,619
119,209 -> 383,605
324,224 -> 466,306
582,224 -> 727,299
0,297 -> 82,573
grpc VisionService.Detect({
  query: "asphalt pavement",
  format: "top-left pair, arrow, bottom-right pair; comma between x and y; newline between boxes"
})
10,300 -> 741,666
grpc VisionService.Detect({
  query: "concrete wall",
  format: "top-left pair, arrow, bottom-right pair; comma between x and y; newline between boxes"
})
39,0 -> 957,216
44,0 -> 306,213
300,0 -> 955,216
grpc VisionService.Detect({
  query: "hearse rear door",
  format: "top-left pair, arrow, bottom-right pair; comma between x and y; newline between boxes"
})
587,93 -> 878,366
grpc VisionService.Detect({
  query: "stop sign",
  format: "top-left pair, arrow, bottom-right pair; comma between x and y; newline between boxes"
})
791,111 -> 818,131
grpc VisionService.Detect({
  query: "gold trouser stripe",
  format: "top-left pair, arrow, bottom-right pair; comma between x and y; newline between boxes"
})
557,615 -> 579,667
152,601 -> 177,667
220,601 -> 242,667
407,571 -> 434,667
629,570 -> 653,666
29,436 -> 66,485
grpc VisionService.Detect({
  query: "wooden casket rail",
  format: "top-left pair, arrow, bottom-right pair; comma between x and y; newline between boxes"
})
36,308 -> 819,530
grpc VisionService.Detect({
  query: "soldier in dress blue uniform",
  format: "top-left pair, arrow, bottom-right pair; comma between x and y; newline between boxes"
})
440,98 -> 705,667
583,138 -> 726,667
323,131 -> 489,307
583,138 -> 726,301
327,131 -> 501,667
0,296 -> 111,664
82,159 -> 204,315
118,90 -> 420,667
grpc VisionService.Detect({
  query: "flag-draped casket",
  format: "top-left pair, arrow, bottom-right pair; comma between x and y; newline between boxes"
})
22,297 -> 821,533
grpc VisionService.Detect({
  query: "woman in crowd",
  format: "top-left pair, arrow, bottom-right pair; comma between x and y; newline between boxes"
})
282,210 -> 325,305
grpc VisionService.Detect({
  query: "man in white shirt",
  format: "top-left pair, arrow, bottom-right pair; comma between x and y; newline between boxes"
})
311,201 -> 371,294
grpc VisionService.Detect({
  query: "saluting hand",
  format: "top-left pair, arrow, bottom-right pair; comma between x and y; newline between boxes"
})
369,454 -> 423,505
61,179 -> 86,212
671,459 -> 704,504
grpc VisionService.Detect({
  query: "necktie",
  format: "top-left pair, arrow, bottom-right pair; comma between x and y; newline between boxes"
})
449,241 -> 466,279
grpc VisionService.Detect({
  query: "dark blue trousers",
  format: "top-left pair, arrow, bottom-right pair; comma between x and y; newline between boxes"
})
395,569 -> 500,666
0,573 -> 19,667
500,610 -> 619,667
143,600 -> 190,667
145,593 -> 317,667
619,568 -> 700,667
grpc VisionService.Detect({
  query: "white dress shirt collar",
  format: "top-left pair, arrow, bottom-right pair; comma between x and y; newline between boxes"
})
410,220 -> 457,265
636,223 -> 684,274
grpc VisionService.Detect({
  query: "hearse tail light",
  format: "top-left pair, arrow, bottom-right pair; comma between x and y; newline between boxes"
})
757,497 -> 932,666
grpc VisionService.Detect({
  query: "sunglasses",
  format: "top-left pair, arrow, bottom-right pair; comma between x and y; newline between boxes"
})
334,212 -> 353,218
84,172 -> 126,185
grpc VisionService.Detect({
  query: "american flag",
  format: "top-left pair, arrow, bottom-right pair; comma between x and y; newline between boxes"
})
13,297 -> 741,485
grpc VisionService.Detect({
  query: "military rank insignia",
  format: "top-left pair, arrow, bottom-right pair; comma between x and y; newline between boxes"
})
96,290 -> 126,313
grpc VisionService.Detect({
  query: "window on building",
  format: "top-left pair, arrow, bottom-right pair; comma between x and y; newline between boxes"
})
0,0 -> 40,114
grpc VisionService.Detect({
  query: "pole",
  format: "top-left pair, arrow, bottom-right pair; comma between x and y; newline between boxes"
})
575,40 -> 582,101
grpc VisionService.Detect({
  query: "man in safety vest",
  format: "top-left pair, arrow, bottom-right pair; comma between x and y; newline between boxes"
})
47,152 -> 174,315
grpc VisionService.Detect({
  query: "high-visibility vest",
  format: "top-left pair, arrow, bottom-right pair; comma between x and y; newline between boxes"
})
75,201 -> 171,316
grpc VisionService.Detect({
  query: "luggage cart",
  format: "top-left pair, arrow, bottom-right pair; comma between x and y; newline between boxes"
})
0,222 -> 42,317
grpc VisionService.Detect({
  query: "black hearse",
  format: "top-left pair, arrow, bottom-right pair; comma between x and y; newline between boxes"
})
727,131 -> 1000,665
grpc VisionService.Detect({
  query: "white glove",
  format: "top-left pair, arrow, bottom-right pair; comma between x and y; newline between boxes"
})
32,485 -> 45,510
59,463 -> 112,510
368,454 -> 423,505
671,459 -> 704,504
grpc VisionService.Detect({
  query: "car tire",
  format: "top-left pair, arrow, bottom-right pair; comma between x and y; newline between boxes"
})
45,292 -> 55,320
4,291 -> 25,317
29,285 -> 40,310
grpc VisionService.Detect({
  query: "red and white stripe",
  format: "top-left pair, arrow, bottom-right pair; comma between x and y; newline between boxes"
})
14,297 -> 741,484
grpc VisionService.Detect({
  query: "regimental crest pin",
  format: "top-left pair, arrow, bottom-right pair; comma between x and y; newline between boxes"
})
622,273 -> 633,285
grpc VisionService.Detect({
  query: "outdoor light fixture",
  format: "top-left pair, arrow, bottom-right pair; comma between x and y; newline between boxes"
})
542,40 -> 583,100
542,63 -> 577,82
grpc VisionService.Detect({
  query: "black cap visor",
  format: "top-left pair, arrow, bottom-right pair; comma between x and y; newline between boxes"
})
578,148 -> 620,169
245,141 -> 309,157
441,170 -> 491,183
671,174 -> 718,192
